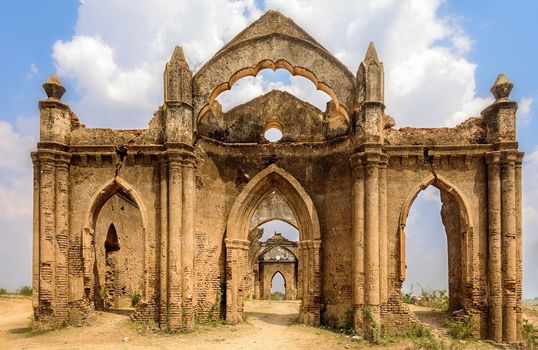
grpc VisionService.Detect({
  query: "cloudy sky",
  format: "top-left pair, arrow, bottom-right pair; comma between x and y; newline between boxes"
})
0,0 -> 537,298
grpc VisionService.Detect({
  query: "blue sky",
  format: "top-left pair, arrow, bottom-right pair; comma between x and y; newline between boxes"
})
0,1 -> 536,298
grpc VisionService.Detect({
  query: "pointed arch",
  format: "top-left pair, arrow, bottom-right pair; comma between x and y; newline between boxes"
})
227,164 -> 320,241
225,164 -> 321,325
84,176 -> 148,231
399,173 -> 473,231
271,271 -> 287,294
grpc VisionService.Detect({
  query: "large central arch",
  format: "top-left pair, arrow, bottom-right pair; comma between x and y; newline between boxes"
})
225,164 -> 321,325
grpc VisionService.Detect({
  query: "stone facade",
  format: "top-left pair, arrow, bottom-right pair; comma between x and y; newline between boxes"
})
31,11 -> 524,343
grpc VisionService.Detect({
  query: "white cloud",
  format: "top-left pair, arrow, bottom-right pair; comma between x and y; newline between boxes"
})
0,116 -> 36,290
217,70 -> 330,112
518,96 -> 533,124
52,0 -> 262,128
50,0 -> 494,129
25,63 -> 38,80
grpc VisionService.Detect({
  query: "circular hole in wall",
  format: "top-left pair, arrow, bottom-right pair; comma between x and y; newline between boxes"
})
264,127 -> 283,142
264,119 -> 283,142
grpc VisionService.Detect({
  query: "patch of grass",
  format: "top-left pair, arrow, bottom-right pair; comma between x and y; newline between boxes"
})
412,337 -> 464,350
445,315 -> 475,340
522,317 -> 538,350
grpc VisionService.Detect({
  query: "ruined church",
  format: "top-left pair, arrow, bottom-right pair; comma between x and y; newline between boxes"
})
31,11 -> 524,343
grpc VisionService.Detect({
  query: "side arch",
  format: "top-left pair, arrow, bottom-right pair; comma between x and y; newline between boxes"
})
82,177 -> 150,305
225,164 -> 321,325
397,173 -> 476,311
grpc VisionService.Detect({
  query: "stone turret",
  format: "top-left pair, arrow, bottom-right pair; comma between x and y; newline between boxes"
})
482,73 -> 518,146
39,74 -> 72,145
356,42 -> 385,143
163,46 -> 194,144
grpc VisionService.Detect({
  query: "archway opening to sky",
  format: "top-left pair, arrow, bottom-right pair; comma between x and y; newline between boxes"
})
402,187 -> 450,310
271,272 -> 286,299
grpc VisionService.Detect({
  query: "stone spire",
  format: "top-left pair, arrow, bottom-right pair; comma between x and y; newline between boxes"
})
364,42 -> 380,65
490,73 -> 513,102
43,74 -> 66,101
357,42 -> 384,104
164,45 -> 192,105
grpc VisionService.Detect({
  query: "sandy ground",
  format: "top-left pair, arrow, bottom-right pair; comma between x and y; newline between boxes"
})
1,297 -> 534,349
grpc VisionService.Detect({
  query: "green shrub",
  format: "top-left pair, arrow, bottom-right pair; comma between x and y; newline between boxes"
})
522,318 -> 538,350
18,286 -> 32,296
445,315 -> 475,340
0,288 -> 7,295
270,291 -> 284,300
131,291 -> 141,307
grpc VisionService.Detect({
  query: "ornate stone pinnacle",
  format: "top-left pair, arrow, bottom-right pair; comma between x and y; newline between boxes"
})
491,73 -> 513,102
364,42 -> 380,64
169,46 -> 190,70
43,74 -> 66,101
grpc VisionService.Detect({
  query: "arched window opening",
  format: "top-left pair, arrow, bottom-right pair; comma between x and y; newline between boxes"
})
216,68 -> 331,112
271,272 -> 286,300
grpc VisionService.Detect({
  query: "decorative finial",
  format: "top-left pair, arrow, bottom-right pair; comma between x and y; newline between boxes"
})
364,42 -> 380,64
169,46 -> 189,70
43,74 -> 66,101
490,73 -> 513,102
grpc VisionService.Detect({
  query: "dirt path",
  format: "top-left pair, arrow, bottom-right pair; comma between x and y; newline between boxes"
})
2,298 -> 525,349
407,304 -> 448,337
0,299 -> 363,350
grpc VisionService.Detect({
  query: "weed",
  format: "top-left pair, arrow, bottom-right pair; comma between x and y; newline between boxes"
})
131,291 -> 141,307
412,337 -> 464,350
342,307 -> 354,334
522,317 -> 537,350
445,315 -> 475,340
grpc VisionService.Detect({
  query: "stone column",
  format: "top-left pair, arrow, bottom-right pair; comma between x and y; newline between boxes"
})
364,152 -> 380,324
54,155 -> 71,319
225,239 -> 250,324
311,239 -> 321,326
32,154 -> 40,315
515,153 -> 523,324
159,161 -> 169,326
501,152 -> 517,342
181,159 -> 195,329
351,154 -> 365,328
486,152 -> 502,341
378,155 -> 388,307
37,155 -> 56,319
167,156 -> 183,330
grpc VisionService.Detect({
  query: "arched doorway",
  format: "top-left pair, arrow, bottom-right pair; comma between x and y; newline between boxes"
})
225,164 -> 321,325
83,177 -> 148,312
271,272 -> 286,299
398,175 -> 475,314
